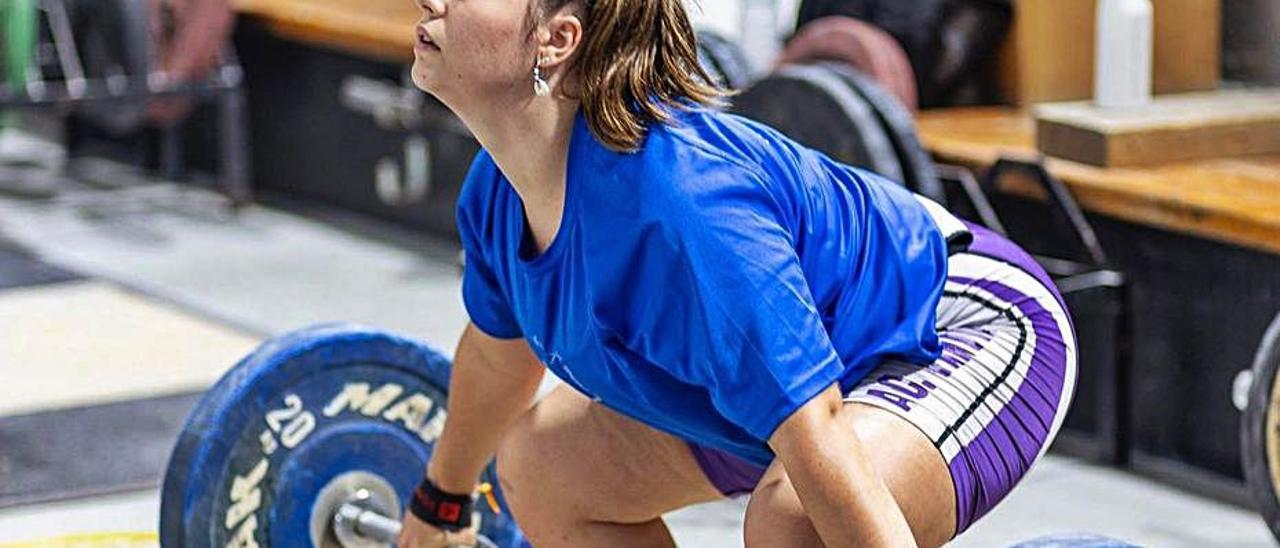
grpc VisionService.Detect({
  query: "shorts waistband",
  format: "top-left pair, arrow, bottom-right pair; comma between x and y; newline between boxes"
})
913,194 -> 973,256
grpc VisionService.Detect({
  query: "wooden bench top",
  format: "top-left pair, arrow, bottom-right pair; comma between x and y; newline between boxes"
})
235,0 -> 418,62
916,108 -> 1280,254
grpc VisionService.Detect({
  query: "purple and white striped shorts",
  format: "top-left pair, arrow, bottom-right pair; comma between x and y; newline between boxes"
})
690,221 -> 1077,536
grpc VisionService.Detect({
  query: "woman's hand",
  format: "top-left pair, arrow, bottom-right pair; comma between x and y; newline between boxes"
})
396,513 -> 479,548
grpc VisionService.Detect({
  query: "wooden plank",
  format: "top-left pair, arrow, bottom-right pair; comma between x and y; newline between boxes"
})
1152,0 -> 1222,96
1034,89 -> 1280,167
235,0 -> 418,62
917,108 -> 1280,254
997,0 -> 1221,105
997,0 -> 1095,105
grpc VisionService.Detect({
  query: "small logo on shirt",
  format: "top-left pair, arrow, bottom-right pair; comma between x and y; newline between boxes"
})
531,336 -> 598,401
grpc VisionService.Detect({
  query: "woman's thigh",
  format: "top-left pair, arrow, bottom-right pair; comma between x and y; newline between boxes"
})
744,230 -> 1076,545
745,402 -> 957,548
841,242 -> 1076,536
496,384 -> 724,530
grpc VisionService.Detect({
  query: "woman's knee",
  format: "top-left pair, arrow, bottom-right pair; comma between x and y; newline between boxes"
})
493,387 -> 614,524
743,471 -> 821,548
493,406 -> 584,545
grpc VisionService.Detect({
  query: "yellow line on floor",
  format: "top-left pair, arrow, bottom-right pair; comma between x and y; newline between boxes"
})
0,532 -> 157,548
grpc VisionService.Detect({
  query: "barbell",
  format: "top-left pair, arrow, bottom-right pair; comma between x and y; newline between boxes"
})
159,323 -> 1155,547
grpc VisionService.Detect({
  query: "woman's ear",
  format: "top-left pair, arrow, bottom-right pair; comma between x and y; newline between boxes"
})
537,9 -> 583,69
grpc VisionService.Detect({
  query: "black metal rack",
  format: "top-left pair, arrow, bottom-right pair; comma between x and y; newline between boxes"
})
0,0 -> 250,205
940,158 -> 1133,466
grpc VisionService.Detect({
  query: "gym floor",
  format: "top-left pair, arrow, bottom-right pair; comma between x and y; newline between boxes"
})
0,152 -> 1272,547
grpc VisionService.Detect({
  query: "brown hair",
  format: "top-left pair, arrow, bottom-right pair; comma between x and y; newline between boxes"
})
536,0 -> 732,152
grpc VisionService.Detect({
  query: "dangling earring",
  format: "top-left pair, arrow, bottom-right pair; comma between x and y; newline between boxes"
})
533,58 -> 550,97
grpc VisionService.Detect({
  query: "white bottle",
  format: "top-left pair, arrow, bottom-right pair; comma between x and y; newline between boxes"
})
1094,0 -> 1154,108
739,0 -> 779,78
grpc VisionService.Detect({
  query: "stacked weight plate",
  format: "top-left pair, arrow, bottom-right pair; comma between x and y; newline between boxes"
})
696,30 -> 754,91
728,16 -> 946,205
1243,311 -> 1280,543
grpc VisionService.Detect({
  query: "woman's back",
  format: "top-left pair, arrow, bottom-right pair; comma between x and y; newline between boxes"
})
456,105 -> 953,464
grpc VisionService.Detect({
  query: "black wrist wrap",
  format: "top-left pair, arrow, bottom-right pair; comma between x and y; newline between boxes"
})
408,475 -> 473,531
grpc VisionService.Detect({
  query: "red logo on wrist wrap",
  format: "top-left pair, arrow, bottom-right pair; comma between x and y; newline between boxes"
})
415,486 -> 464,525
438,501 -> 462,522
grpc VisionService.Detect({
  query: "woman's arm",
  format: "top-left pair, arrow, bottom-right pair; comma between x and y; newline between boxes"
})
399,323 -> 544,546
400,323 -> 543,547
768,384 -> 918,547
427,323 -> 546,492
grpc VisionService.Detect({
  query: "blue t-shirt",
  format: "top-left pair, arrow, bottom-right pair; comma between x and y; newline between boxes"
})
457,107 -> 948,466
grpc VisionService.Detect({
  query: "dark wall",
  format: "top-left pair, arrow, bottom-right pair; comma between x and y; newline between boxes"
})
230,22 -> 477,239
1222,0 -> 1280,84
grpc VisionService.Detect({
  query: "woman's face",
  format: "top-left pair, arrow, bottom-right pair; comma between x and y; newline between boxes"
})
411,0 -> 541,105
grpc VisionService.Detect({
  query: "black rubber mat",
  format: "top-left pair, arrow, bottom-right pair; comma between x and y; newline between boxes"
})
0,247 -> 83,290
0,392 -> 201,508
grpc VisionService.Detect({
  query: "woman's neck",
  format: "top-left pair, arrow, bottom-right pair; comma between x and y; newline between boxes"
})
457,97 -> 580,206
451,94 -> 581,255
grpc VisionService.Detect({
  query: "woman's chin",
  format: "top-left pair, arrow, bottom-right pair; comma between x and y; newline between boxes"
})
410,65 -> 440,95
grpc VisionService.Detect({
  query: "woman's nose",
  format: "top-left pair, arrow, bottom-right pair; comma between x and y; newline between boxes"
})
421,0 -> 445,17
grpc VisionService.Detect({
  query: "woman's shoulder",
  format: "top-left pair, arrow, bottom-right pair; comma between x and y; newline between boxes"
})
455,149 -> 511,232
603,131 -> 765,217
617,109 -> 770,182
571,115 -> 791,246
648,107 -> 771,170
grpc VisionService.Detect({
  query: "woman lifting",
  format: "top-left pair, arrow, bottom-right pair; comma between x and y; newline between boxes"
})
398,0 -> 1076,546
